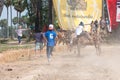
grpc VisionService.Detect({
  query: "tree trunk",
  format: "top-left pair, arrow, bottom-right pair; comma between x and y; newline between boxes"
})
35,4 -> 39,32
17,11 -> 19,26
35,0 -> 42,32
7,7 -> 9,38
39,0 -> 43,30
48,0 -> 53,24
0,0 -> 4,16
10,6 -> 14,40
19,12 -> 21,24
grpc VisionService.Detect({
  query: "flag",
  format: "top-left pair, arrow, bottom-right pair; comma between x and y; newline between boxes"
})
107,0 -> 118,29
116,0 -> 120,22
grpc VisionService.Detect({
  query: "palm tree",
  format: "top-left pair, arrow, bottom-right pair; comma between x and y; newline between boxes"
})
4,0 -> 11,38
10,2 -> 13,39
26,0 -> 55,31
0,0 -> 4,16
0,19 -> 7,28
0,19 -> 7,38
12,17 -> 18,25
13,0 -> 26,24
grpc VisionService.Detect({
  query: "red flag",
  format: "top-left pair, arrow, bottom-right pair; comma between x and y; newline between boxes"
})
107,0 -> 118,29
116,0 -> 120,22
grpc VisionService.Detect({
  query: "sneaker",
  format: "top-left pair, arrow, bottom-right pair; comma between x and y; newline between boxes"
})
48,58 -> 51,62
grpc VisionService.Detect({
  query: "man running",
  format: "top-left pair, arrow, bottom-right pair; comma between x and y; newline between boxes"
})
44,24 -> 57,62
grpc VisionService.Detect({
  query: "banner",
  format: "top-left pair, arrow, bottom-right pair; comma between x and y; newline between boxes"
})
53,0 -> 102,31
107,0 -> 118,29
116,0 -> 120,22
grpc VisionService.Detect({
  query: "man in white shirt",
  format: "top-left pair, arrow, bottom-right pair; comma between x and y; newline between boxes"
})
75,22 -> 91,41
75,25 -> 84,36
75,22 -> 84,37
15,25 -> 28,44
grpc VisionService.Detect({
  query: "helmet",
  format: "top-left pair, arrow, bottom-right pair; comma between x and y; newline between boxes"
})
79,21 -> 84,27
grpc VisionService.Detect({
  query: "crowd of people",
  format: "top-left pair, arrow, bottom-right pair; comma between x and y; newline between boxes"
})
15,17 -> 110,63
90,17 -> 111,35
75,17 -> 111,43
15,24 -> 57,63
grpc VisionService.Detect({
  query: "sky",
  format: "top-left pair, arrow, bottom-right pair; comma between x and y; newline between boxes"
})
0,5 -> 27,26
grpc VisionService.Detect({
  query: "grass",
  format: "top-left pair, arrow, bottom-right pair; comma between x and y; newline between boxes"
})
0,44 -> 34,53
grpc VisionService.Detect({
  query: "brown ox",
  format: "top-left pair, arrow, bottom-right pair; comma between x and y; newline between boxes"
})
56,30 -> 73,45
68,31 -> 102,56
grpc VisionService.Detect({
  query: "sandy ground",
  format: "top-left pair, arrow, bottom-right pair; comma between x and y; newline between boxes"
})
0,44 -> 120,80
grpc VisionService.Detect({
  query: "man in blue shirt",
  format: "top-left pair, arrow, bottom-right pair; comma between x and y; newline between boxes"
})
44,24 -> 57,62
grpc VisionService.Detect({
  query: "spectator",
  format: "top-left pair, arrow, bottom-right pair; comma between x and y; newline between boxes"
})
105,18 -> 111,33
94,20 -> 99,32
15,25 -> 28,44
34,30 -> 44,55
100,17 -> 106,30
42,24 -> 48,33
90,21 -> 95,34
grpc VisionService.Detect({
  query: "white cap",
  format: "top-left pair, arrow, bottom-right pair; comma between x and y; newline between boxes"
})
49,24 -> 54,30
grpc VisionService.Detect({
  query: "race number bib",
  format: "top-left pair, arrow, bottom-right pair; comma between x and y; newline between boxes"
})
50,33 -> 53,39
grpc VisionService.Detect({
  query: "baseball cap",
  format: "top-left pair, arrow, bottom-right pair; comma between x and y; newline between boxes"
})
49,24 -> 54,30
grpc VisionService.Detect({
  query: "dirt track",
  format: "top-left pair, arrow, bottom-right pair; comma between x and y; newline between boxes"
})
0,44 -> 120,80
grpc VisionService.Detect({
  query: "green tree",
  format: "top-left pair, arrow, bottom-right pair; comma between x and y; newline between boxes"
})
26,0 -> 57,31
4,0 -> 11,38
12,17 -> 18,25
26,0 -> 49,30
0,0 -> 4,16
13,0 -> 26,24
0,19 -> 7,27
0,19 -> 7,38
21,15 -> 29,26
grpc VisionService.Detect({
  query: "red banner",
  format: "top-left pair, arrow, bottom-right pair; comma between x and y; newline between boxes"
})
107,0 -> 118,29
116,0 -> 120,22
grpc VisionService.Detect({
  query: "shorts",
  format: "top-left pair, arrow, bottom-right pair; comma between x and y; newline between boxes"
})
35,42 -> 43,50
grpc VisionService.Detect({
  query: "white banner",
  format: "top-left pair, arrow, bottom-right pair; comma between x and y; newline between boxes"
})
116,0 -> 120,22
